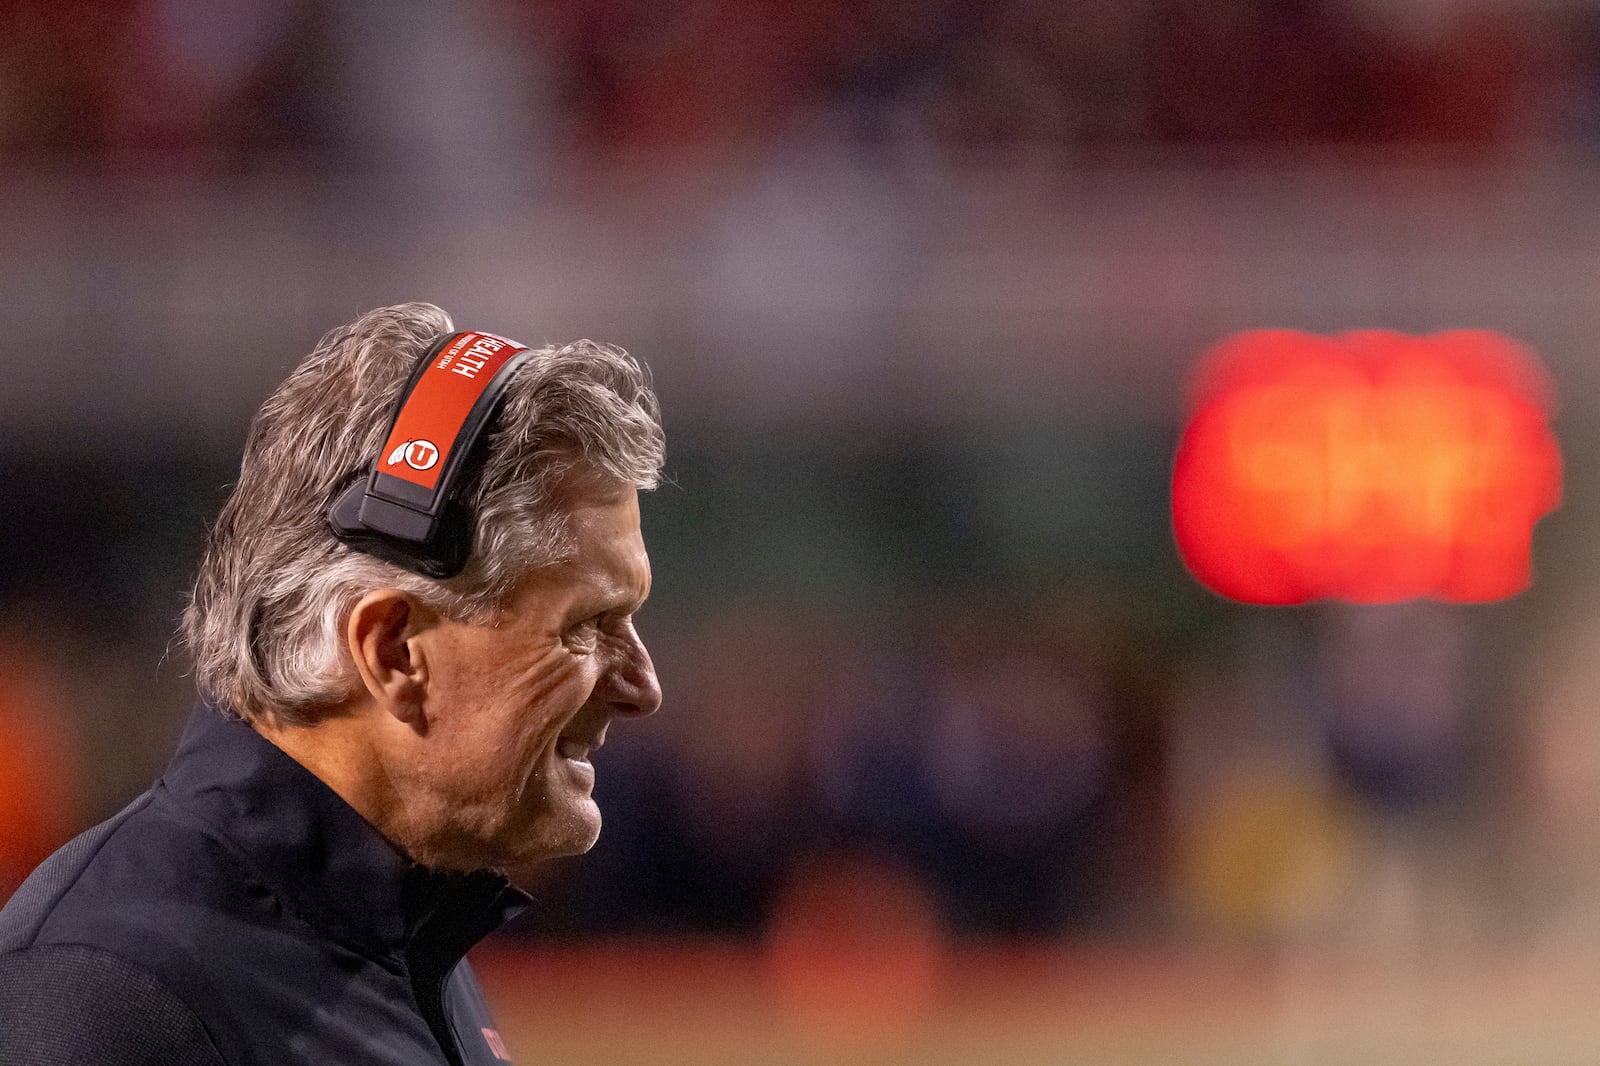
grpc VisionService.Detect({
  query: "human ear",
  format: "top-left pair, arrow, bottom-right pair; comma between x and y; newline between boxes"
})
346,590 -> 437,727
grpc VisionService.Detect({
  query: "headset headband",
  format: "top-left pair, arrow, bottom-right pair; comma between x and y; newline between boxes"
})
329,330 -> 532,578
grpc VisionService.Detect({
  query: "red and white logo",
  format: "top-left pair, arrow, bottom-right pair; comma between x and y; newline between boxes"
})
481,1028 -> 512,1061
386,439 -> 439,471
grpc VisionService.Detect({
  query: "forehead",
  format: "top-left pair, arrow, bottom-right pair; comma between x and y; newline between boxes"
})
510,481 -> 650,611
566,482 -> 646,570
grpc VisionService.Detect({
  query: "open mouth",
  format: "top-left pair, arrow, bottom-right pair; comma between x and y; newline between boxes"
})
555,736 -> 594,763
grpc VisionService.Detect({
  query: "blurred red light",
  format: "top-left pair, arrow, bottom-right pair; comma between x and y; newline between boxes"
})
1172,330 -> 1561,605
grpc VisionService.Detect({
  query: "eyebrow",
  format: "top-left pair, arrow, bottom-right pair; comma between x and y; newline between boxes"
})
574,576 -> 650,619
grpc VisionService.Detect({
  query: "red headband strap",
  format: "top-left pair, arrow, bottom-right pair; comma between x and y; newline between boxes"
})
328,329 -> 534,578
376,331 -> 530,493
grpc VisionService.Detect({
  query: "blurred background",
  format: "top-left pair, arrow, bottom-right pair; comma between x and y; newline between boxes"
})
6,0 -> 1600,1061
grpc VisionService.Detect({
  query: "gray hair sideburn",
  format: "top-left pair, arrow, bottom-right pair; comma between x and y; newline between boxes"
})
183,302 -> 665,724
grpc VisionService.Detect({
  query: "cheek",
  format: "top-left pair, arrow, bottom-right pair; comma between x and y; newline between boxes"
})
438,635 -> 569,715
477,647 -> 599,763
507,644 -> 595,713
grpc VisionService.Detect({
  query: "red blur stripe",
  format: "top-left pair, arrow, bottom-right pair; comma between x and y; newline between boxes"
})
471,939 -> 1600,1063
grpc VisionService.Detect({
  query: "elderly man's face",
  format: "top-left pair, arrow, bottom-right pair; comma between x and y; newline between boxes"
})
410,477 -> 660,869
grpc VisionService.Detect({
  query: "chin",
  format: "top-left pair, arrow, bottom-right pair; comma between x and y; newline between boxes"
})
510,799 -> 602,864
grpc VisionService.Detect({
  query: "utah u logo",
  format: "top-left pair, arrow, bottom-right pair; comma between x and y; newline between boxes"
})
386,439 -> 440,471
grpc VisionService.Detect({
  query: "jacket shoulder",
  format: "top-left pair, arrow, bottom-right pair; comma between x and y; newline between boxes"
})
0,785 -> 272,966
0,942 -> 228,1065
0,791 -> 155,953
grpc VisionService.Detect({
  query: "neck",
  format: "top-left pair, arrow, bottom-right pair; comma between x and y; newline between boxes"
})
253,704 -> 411,855
254,704 -> 486,871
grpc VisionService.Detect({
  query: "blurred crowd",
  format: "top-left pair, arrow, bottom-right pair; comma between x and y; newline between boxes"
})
518,596 -> 1568,950
5,0 -> 1600,971
520,598 -> 1164,939
6,557 -> 1592,957
2,0 -> 1599,173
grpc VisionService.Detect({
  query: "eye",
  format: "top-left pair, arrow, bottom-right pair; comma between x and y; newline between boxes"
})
563,615 -> 602,653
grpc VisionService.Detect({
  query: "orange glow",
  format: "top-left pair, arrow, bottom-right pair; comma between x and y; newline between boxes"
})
764,854 -> 944,1057
0,639 -> 78,901
1172,330 -> 1561,605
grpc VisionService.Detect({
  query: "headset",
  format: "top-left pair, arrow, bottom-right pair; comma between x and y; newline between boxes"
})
329,329 -> 532,578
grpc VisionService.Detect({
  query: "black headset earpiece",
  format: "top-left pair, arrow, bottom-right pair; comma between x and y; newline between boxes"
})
329,329 -> 532,578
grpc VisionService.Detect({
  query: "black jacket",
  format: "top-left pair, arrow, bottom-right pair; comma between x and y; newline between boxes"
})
0,706 -> 530,1065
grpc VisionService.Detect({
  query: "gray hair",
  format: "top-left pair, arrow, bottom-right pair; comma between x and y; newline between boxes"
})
183,302 -> 665,724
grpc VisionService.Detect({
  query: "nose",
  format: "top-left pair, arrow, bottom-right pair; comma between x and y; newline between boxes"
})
602,624 -> 662,718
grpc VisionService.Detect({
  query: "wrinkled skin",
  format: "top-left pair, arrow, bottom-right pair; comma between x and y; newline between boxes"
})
398,480 -> 661,868
262,476 -> 661,872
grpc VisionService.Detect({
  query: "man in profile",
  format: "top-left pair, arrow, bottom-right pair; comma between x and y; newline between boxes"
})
0,303 -> 665,1065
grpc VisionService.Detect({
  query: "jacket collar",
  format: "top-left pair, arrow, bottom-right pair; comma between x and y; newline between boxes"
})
159,704 -> 531,971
